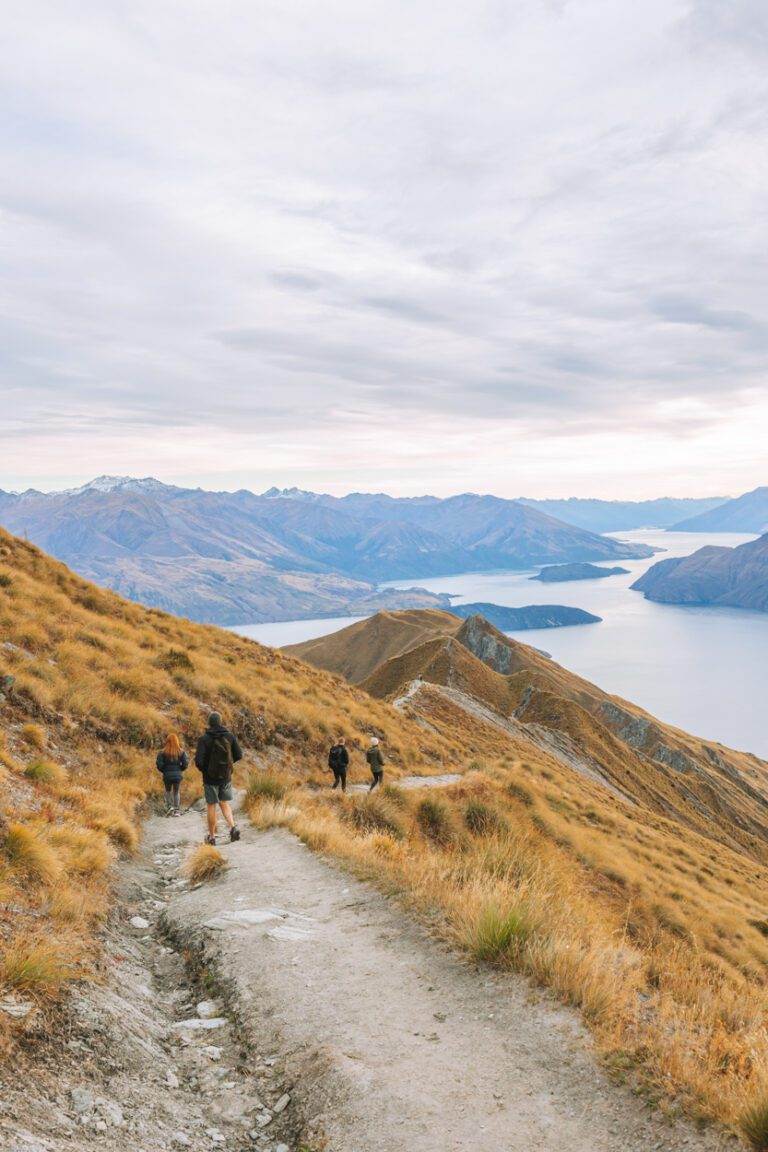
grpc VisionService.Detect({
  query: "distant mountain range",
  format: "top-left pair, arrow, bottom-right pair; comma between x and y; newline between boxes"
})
520,495 -> 727,532
633,533 -> 768,612
670,487 -> 768,533
0,476 -> 654,624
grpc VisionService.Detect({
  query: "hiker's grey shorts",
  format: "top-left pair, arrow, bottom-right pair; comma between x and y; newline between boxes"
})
204,781 -> 233,805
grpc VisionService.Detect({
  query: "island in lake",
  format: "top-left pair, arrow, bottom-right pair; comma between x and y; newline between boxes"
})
450,602 -> 601,629
531,562 -> 630,583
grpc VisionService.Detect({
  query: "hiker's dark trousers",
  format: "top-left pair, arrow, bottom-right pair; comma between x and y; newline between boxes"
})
369,771 -> 383,792
332,769 -> 347,792
164,782 -> 181,809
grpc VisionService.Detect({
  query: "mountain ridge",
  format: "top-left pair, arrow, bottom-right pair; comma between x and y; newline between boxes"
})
632,533 -> 768,612
0,479 -> 653,624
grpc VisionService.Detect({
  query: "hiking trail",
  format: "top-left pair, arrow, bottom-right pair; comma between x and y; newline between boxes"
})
2,793 -> 737,1151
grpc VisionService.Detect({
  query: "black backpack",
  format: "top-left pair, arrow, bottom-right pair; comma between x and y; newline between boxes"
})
206,733 -> 233,783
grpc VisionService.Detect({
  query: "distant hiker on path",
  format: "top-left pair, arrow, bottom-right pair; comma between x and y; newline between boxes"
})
156,732 -> 188,816
366,736 -> 384,791
328,737 -> 349,792
195,712 -> 243,845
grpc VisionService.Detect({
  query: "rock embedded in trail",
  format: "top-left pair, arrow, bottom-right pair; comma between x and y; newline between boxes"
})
129,915 -> 150,930
196,999 -> 222,1019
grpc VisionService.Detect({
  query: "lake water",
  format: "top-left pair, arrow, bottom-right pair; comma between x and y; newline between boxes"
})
231,530 -> 768,758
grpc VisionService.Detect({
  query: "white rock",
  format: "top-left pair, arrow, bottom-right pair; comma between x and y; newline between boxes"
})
172,1133 -> 192,1147
93,1119 -> 107,1133
203,1045 -> 223,1061
99,1100 -> 124,1126
130,916 -> 150,930
196,999 -> 222,1019
276,1145 -> 290,1152
256,1112 -> 273,1128
0,998 -> 33,1019
172,1017 -> 227,1031
166,1070 -> 180,1089
70,1087 -> 94,1115
273,1093 -> 290,1114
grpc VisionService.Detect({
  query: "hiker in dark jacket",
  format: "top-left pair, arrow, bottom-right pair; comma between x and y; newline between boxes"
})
366,737 -> 384,791
195,712 -> 243,845
328,737 -> 349,792
156,732 -> 188,816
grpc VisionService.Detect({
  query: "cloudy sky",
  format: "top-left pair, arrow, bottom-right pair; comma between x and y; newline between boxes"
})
2,0 -> 767,498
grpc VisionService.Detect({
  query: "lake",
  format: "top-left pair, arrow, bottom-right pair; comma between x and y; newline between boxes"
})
231,530 -> 768,758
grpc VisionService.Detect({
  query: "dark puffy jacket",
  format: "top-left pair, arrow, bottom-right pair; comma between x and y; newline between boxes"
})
195,725 -> 243,784
328,744 -> 350,771
366,746 -> 385,773
156,750 -> 189,783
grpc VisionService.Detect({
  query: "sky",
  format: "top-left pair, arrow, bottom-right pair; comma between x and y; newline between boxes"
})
2,0 -> 767,499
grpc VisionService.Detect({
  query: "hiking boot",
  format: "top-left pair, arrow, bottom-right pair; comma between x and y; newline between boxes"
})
204,834 -> 216,846
172,809 -> 181,818
230,826 -> 241,842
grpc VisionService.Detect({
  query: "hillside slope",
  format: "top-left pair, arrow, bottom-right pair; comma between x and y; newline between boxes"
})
290,610 -> 768,862
633,533 -> 768,612
0,530 -> 457,1050
672,486 -> 768,533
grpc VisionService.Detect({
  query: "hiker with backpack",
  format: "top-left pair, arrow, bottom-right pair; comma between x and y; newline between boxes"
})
366,736 -> 385,791
195,712 -> 243,845
328,737 -> 349,792
156,731 -> 188,816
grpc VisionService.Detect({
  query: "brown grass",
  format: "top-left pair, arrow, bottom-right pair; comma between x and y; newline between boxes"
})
245,765 -> 768,1138
183,844 -> 228,883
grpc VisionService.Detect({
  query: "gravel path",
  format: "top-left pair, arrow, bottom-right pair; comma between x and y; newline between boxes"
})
158,801 -> 735,1152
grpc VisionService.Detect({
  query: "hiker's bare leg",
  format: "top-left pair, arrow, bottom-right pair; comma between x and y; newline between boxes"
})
206,804 -> 217,837
220,800 -> 236,829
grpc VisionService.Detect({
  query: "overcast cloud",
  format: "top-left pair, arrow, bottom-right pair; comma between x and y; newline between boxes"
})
1,0 -> 767,497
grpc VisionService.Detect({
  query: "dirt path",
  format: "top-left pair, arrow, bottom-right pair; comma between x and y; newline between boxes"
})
157,801 -> 733,1152
2,797 -> 737,1151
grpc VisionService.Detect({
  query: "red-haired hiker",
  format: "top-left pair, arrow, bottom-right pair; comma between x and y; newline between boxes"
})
156,732 -> 189,816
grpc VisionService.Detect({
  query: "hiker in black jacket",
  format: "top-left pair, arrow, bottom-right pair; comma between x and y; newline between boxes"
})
195,712 -> 243,845
156,732 -> 188,816
328,737 -> 349,792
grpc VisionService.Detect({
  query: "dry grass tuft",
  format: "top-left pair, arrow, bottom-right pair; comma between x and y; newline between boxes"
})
416,796 -> 456,847
0,937 -> 77,997
3,822 -> 61,884
20,723 -> 46,750
183,844 -> 228,883
742,1100 -> 768,1150
23,759 -> 68,786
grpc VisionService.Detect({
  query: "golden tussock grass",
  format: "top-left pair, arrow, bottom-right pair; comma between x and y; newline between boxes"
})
245,767 -> 768,1140
183,844 -> 228,883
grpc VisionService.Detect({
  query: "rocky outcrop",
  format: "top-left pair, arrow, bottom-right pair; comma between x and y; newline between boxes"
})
632,533 -> 768,612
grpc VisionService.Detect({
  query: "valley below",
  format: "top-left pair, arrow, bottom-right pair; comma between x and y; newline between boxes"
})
236,530 -> 768,757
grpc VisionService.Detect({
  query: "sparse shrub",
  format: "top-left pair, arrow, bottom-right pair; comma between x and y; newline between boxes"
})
48,826 -> 114,876
467,902 -> 531,962
507,780 -> 534,807
741,1099 -> 768,1150
246,772 -> 287,806
381,784 -> 408,808
464,799 -> 507,837
3,823 -> 61,884
183,844 -> 228,883
156,648 -> 194,673
20,723 -> 46,750
347,796 -> 405,841
0,573 -> 12,589
24,759 -> 67,786
416,797 -> 455,847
